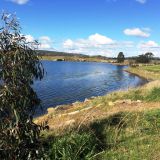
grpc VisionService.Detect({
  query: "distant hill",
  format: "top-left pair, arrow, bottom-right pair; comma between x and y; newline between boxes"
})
37,50 -> 109,60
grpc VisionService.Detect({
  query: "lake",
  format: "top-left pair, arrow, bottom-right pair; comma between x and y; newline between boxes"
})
34,61 -> 146,115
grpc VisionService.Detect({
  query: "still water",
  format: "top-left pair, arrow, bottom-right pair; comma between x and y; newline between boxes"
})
34,61 -> 146,114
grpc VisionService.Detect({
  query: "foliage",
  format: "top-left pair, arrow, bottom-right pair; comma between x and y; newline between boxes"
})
49,133 -> 97,160
117,52 -> 125,63
136,52 -> 154,63
0,13 -> 46,159
145,52 -> 154,60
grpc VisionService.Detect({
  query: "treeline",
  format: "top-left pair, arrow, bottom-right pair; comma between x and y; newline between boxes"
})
37,50 -> 109,60
37,50 -> 90,58
38,50 -> 160,64
116,52 -> 160,64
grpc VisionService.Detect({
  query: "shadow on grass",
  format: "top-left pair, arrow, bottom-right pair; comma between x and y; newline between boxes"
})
78,112 -> 127,151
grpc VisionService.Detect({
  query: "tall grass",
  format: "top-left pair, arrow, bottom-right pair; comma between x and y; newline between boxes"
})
45,109 -> 160,160
48,133 -> 97,160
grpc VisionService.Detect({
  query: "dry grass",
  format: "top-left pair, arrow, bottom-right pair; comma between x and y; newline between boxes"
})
126,66 -> 160,80
36,80 -> 160,135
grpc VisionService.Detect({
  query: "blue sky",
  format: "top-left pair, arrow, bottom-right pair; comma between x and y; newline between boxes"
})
1,0 -> 160,57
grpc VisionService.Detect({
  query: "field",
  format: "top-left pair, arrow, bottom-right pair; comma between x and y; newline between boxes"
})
141,65 -> 160,73
126,65 -> 160,80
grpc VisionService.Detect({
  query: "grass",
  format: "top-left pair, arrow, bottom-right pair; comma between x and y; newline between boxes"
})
95,110 -> 160,160
126,65 -> 160,80
44,109 -> 160,160
48,133 -> 97,160
141,65 -> 160,73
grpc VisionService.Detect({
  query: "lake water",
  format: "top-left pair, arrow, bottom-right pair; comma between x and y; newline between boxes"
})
34,61 -> 146,115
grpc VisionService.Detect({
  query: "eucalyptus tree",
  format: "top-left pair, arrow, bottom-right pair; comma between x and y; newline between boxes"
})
0,13 -> 46,159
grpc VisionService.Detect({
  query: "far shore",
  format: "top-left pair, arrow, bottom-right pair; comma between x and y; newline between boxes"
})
40,55 -> 129,66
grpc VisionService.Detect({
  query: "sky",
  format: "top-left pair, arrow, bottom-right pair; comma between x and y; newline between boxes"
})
0,0 -> 160,57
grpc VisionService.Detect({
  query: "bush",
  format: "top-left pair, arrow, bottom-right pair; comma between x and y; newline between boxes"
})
0,13 -> 45,159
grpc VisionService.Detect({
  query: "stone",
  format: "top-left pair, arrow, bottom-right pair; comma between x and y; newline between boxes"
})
72,101 -> 80,106
84,98 -> 89,102
108,101 -> 114,106
114,100 -> 124,104
137,100 -> 142,103
47,107 -> 55,114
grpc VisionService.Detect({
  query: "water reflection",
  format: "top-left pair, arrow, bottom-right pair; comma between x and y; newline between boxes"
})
34,61 -> 146,115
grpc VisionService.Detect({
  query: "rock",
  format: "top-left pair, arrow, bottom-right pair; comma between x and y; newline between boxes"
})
47,107 -> 55,114
108,101 -> 114,106
137,100 -> 142,103
84,98 -> 89,102
125,99 -> 132,105
90,96 -> 96,99
72,101 -> 80,106
114,100 -> 125,104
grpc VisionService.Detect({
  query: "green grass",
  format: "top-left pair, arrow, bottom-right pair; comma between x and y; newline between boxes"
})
48,133 -> 97,160
141,65 -> 160,73
98,110 -> 160,160
145,87 -> 160,102
126,65 -> 160,80
104,87 -> 160,102
45,109 -> 160,160
92,110 -> 160,159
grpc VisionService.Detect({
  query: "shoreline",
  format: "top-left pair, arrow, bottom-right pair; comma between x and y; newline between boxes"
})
124,69 -> 150,82
35,79 -> 160,133
35,64 -> 160,135
35,65 -> 153,121
41,56 -> 128,66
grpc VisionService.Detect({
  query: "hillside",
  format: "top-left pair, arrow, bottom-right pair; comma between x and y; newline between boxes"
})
37,50 -> 111,62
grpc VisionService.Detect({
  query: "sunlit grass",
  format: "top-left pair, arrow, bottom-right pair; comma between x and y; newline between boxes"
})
141,65 -> 160,73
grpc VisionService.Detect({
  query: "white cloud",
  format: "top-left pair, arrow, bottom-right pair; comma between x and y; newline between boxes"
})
25,35 -> 34,43
139,41 -> 159,48
88,33 -> 114,45
124,28 -> 150,38
63,33 -> 114,48
107,0 -> 147,4
9,0 -> 29,5
136,0 -> 147,4
24,35 -> 53,49
138,41 -> 160,57
62,33 -> 135,57
39,36 -> 53,50
63,39 -> 74,48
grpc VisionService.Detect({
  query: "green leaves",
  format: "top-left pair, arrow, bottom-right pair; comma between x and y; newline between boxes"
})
0,12 -> 46,159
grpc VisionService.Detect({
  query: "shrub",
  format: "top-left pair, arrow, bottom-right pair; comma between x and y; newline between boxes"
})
0,13 -> 45,159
